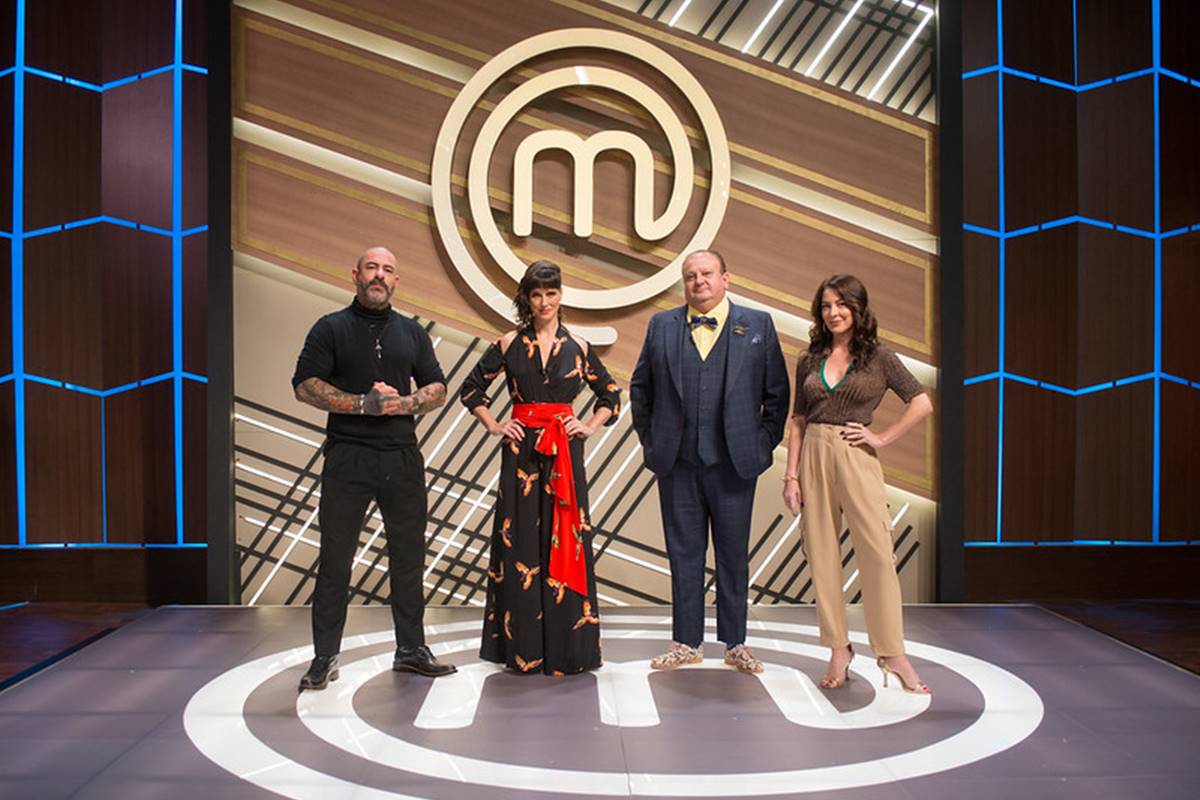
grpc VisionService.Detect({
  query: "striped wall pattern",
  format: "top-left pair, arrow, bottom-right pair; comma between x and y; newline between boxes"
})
618,0 -> 936,121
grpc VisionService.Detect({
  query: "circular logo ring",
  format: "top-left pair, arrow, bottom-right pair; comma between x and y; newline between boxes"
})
184,617 -> 1044,798
430,28 -> 732,342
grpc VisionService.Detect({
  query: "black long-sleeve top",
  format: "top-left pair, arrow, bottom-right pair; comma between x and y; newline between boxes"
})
292,299 -> 445,450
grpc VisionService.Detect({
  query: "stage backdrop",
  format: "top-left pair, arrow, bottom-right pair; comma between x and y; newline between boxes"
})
230,0 -> 940,608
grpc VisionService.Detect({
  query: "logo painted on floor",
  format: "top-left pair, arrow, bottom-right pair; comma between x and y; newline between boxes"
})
183,615 -> 1044,798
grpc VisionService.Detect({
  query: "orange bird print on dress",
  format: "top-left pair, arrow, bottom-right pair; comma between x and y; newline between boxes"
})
516,468 -> 536,496
515,654 -> 543,673
499,517 -> 512,548
573,601 -> 600,630
515,561 -> 541,590
503,610 -> 512,640
546,576 -> 567,605
488,561 -> 505,584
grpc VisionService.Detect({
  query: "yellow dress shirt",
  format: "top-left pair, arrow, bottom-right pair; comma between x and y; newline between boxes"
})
687,296 -> 729,360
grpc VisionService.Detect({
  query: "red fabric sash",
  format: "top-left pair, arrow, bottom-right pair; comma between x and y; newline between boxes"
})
511,403 -> 587,597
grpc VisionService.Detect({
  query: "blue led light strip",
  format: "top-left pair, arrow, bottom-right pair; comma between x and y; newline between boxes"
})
11,0 -> 27,546
1151,0 -> 1162,542
963,371 -> 1198,395
965,540 -> 1199,548
18,215 -> 207,239
0,543 -> 207,550
995,0 -> 1006,543
173,0 -> 185,545
962,64 -> 1197,93
23,62 -> 208,92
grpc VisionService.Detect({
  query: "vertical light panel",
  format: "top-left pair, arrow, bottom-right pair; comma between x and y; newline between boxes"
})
11,0 -> 26,545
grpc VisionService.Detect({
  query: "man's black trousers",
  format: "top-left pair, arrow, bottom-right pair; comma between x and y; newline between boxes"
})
313,442 -> 427,657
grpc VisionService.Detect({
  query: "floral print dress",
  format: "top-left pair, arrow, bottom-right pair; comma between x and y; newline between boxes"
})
459,325 -> 621,674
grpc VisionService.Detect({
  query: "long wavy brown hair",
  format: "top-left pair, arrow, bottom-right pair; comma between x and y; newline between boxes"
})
513,260 -> 563,330
807,274 -> 879,365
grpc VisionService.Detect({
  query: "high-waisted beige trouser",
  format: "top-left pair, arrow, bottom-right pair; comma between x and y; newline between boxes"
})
799,423 -> 905,657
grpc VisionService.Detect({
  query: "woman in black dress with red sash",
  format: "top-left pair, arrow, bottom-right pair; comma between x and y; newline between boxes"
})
459,261 -> 621,674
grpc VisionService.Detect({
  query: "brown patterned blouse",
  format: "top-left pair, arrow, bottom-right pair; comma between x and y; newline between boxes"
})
792,343 -> 923,426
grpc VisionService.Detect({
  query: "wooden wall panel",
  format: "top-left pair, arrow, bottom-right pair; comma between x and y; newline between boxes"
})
962,0 -> 998,73
1001,382 -> 1075,541
0,384 -> 15,545
1162,232 -> 1200,381
0,242 -> 9,377
1160,77 -> 1200,233
101,73 -> 173,230
0,76 -> 11,228
965,545 -> 1200,601
184,380 -> 206,543
1005,226 -> 1076,386
24,79 -> 101,230
97,0 -> 174,82
183,71 -> 208,230
1161,0 -> 1200,79
0,549 -> 206,603
0,1 -> 14,68
1004,78 -> 1077,231
1161,381 -> 1200,542
105,381 -> 175,544
26,0 -> 102,83
1002,0 -> 1074,83
184,0 -> 208,67
23,227 -> 105,387
1077,0 -> 1152,82
183,232 -> 207,376
1076,226 -> 1154,386
964,381 -> 998,542
98,226 -> 173,388
1078,78 -> 1154,232
25,383 -> 102,543
280,0 -> 934,227
963,73 -> 998,230
964,231 -> 998,377
1074,383 -> 1154,540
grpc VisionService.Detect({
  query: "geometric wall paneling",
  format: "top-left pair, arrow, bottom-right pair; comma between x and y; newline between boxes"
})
964,380 -> 999,542
1161,0 -> 1200,79
183,231 -> 207,376
1160,75 -> 1200,232
1000,0 -> 1074,84
961,0 -> 1199,547
1076,0 -> 1152,83
1075,225 -> 1155,386
0,383 -> 15,544
1002,77 -> 1077,231
0,242 -> 9,376
1077,77 -> 1154,231
1003,225 -> 1075,386
101,74 -> 172,229
1162,232 -> 1200,381
0,76 -> 11,226
183,378 -> 205,543
24,78 -> 101,230
962,71 -> 999,230
1160,380 -> 1200,542
24,383 -> 103,543
104,381 -> 176,544
964,231 -> 999,377
962,0 -> 998,73
182,70 -> 207,229
1075,382 -> 1155,541
4,0 -> 209,549
1000,380 -> 1075,542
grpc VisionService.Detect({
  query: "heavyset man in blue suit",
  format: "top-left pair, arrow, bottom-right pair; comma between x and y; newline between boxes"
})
630,250 -> 790,673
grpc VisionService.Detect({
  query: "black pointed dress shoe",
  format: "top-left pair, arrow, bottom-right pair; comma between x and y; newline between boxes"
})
393,644 -> 457,677
298,655 -> 339,691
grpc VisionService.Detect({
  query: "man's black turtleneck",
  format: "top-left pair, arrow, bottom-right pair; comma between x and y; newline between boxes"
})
292,298 -> 445,450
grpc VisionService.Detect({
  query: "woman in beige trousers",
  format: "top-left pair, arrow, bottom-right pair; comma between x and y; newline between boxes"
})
782,274 -> 933,693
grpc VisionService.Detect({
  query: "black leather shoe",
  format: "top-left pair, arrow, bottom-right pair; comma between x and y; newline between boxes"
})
393,644 -> 457,677
298,655 -> 339,691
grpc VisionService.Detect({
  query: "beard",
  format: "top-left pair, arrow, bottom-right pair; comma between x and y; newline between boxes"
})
357,278 -> 393,308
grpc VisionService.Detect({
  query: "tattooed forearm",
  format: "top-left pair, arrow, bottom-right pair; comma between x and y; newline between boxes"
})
295,377 -> 361,414
392,382 -> 446,415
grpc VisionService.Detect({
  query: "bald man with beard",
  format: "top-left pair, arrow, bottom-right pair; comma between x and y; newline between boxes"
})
292,246 -> 456,690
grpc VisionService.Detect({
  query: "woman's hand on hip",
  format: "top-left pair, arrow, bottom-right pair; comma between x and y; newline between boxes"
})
563,415 -> 592,439
490,418 -> 525,442
841,423 -> 884,449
